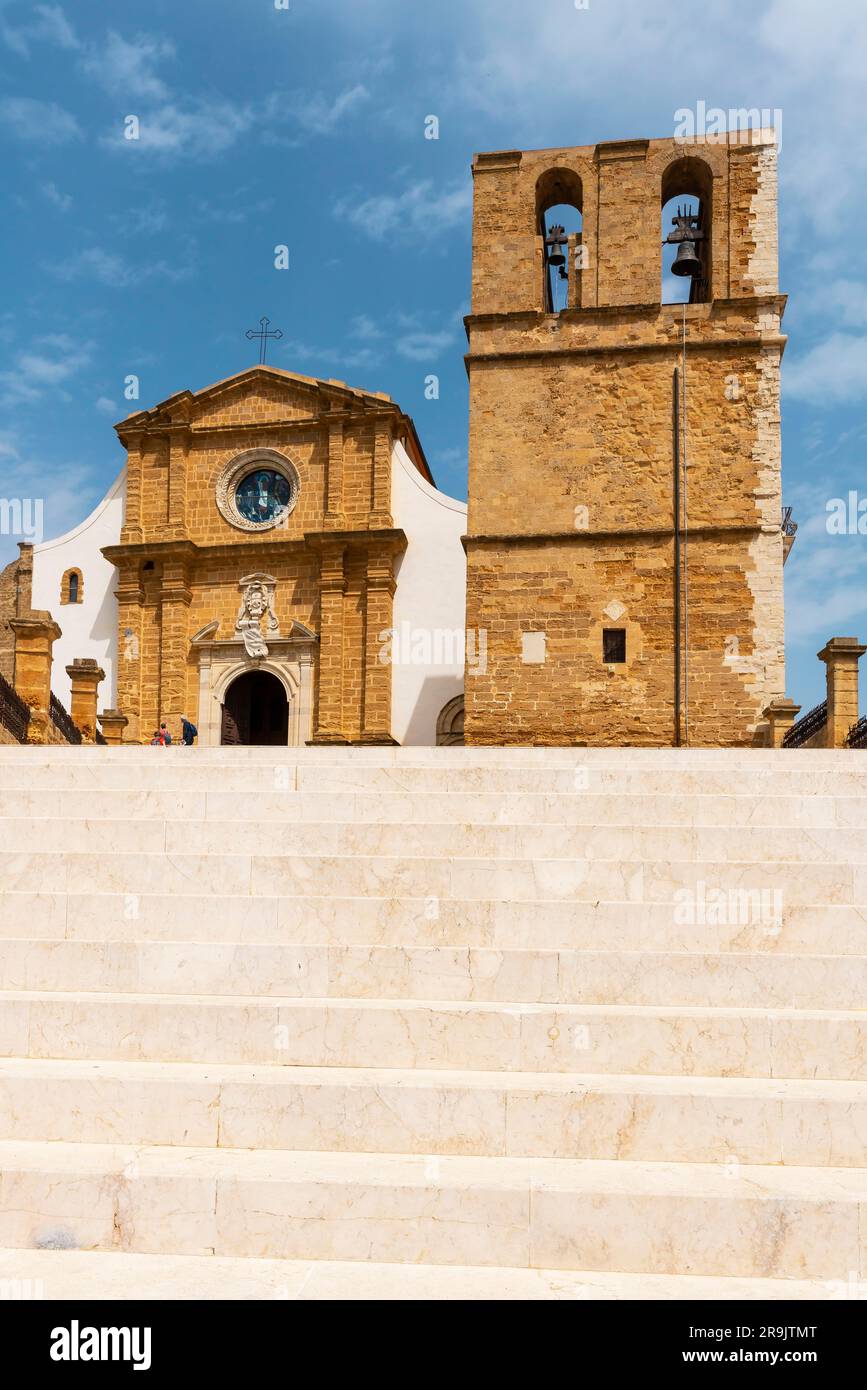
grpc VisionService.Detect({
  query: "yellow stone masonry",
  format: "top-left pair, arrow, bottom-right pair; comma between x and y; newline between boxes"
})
464,131 -> 786,746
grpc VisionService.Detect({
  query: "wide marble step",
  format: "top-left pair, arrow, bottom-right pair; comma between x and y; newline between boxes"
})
0,762 -> 866,796
4,891 -> 864,954
1,1059 -> 865,1166
0,1140 -> 864,1277
0,1247 -> 842,1301
1,788 -> 865,828
2,817 -> 866,864
1,851 -> 862,904
2,990 -> 864,1077
1,939 -> 865,1009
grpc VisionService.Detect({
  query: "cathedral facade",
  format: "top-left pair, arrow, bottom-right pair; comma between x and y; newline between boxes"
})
0,129 -> 787,747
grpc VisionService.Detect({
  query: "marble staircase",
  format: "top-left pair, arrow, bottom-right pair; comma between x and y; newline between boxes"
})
0,746 -> 865,1300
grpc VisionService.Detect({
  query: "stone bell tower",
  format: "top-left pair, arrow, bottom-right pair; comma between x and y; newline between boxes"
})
463,130 -> 786,746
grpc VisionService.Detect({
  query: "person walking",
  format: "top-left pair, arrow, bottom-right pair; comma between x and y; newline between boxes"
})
159,721 -> 172,746
180,715 -> 198,747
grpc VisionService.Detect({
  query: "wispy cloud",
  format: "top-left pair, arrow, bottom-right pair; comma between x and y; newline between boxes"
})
396,328 -> 456,361
0,96 -> 82,144
47,246 -> 195,289
349,314 -> 385,342
784,332 -> 867,405
288,83 -> 370,135
0,334 -> 93,407
41,181 -> 72,212
1,3 -> 80,58
82,30 -> 175,101
100,99 -> 256,159
336,178 -> 472,242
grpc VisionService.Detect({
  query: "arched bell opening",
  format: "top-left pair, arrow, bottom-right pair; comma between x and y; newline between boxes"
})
661,157 -> 713,305
536,168 -> 583,313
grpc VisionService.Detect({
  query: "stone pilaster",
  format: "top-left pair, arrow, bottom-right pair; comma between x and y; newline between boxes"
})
65,658 -> 106,742
369,417 -> 393,528
310,541 -> 348,744
10,611 -> 62,745
120,434 -> 144,544
819,637 -> 866,748
359,546 -> 398,745
167,427 -> 190,538
324,416 -> 346,528
158,553 -> 193,738
113,561 -> 145,744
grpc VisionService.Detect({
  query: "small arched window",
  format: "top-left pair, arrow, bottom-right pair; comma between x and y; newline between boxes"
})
661,157 -> 713,305
60,568 -> 83,604
536,168 -> 583,314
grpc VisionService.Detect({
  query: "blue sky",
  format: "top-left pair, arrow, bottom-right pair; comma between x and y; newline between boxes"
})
1,0 -> 865,711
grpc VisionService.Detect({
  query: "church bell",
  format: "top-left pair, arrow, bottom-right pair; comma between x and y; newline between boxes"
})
544,224 -> 567,267
671,239 -> 702,277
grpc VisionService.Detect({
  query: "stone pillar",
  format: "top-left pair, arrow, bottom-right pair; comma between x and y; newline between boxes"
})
310,541 -> 348,744
10,612 -> 62,744
99,709 -> 128,745
158,553 -> 192,740
65,658 -> 105,742
762,697 -> 801,748
819,637 -> 866,748
167,428 -> 190,537
120,436 -> 145,544
113,562 -> 145,744
369,417 -> 393,527
324,416 -> 346,527
14,542 -> 33,618
359,546 -> 398,745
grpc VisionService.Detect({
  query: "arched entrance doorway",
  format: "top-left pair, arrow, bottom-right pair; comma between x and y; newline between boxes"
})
221,670 -> 289,745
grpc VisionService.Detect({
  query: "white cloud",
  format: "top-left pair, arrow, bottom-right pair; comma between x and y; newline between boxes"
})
41,181 -> 72,212
396,329 -> 456,361
101,99 -> 255,159
0,335 -> 92,407
293,84 -> 369,135
48,247 -> 195,288
0,96 -> 82,144
350,314 -> 385,341
337,178 -> 472,242
83,30 -> 175,101
784,332 -> 867,405
2,3 -> 79,57
95,397 -> 119,416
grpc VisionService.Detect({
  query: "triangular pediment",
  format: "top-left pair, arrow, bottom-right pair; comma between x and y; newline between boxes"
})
115,366 -> 396,436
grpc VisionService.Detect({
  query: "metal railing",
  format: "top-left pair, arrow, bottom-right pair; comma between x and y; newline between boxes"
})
782,699 -> 827,749
49,692 -> 83,745
847,716 -> 867,749
0,672 -> 30,743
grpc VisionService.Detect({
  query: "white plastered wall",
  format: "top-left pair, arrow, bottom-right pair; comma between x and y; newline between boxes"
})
30,469 -> 126,710
390,440 -> 467,745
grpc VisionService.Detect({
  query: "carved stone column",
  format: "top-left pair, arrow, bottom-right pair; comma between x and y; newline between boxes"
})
324,415 -> 346,528
369,417 -> 393,528
359,546 -> 398,745
65,658 -> 106,742
819,637 -> 867,748
112,560 -> 145,744
10,611 -> 62,745
158,552 -> 193,739
310,540 -> 348,744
